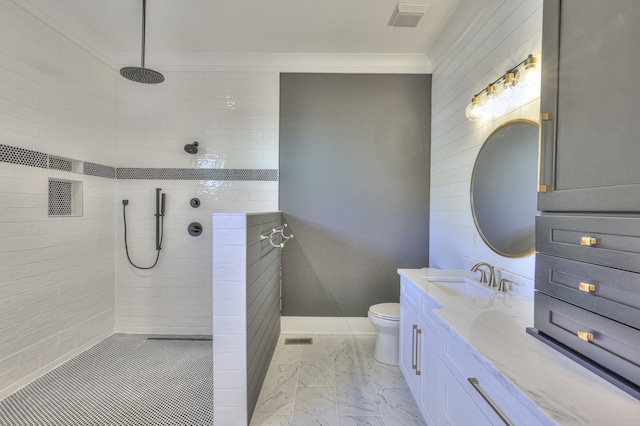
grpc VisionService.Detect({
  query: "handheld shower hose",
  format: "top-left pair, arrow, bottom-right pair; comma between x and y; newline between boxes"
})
122,188 -> 165,269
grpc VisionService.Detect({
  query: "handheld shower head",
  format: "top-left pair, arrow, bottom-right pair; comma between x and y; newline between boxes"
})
184,141 -> 199,154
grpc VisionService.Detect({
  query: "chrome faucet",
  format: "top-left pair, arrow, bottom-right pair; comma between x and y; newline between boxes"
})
471,262 -> 495,287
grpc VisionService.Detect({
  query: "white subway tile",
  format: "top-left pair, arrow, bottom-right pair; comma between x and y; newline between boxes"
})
214,370 -> 247,389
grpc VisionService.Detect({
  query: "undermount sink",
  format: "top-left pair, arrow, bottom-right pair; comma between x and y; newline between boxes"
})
429,278 -> 499,297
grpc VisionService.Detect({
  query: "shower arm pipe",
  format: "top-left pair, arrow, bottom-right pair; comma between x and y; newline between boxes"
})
141,0 -> 146,68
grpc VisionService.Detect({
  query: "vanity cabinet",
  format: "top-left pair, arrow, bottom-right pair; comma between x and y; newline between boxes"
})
438,328 -> 547,426
399,284 -> 421,397
438,359 -> 496,426
535,0 -> 640,396
400,276 -> 548,425
399,277 -> 439,425
538,0 -> 640,212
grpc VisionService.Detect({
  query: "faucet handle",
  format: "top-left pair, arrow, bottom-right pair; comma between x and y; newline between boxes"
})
478,269 -> 488,284
498,278 -> 515,292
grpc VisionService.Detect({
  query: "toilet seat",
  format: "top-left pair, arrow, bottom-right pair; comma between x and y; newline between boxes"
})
368,303 -> 400,321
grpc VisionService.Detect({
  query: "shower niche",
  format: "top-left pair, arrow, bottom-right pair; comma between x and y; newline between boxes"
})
48,178 -> 83,217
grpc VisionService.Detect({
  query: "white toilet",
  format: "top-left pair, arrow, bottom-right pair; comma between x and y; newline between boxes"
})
368,302 -> 400,365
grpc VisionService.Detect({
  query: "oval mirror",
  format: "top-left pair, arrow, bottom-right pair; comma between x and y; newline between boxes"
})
471,119 -> 539,257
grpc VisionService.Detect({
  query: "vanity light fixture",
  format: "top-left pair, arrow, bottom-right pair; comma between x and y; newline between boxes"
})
465,54 -> 541,122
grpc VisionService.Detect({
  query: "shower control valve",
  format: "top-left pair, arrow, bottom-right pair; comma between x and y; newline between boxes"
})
188,222 -> 203,237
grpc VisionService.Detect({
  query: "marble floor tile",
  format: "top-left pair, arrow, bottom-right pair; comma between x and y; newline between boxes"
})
253,364 -> 299,416
303,336 -> 335,355
299,336 -> 335,386
292,385 -> 337,426
252,335 -> 422,426
335,366 -> 380,417
298,358 -> 335,387
376,387 -> 426,426
368,360 -> 408,389
354,335 -> 376,352
271,341 -> 304,365
337,416 -> 385,426
334,337 -> 371,370
250,414 -> 293,426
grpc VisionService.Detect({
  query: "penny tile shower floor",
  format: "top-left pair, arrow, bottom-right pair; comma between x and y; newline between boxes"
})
0,334 -> 213,426
250,335 -> 426,426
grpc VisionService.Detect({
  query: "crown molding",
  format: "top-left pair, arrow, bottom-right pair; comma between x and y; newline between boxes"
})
117,52 -> 432,73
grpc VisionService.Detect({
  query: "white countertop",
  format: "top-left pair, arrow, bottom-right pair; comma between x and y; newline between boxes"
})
398,268 -> 640,425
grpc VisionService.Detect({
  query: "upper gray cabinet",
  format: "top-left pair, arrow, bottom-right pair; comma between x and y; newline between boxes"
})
538,0 -> 640,212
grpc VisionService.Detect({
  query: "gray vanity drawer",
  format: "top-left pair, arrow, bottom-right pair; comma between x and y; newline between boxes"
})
536,254 -> 640,329
536,215 -> 640,273
534,292 -> 640,387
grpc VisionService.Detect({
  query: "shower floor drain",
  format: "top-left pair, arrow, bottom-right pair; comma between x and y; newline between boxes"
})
147,335 -> 212,341
0,333 -> 213,426
284,337 -> 313,345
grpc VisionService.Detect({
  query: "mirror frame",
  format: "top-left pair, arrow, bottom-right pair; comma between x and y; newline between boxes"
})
470,118 -> 539,258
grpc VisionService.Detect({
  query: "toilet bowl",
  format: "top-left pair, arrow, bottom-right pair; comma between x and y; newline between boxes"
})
368,303 -> 400,365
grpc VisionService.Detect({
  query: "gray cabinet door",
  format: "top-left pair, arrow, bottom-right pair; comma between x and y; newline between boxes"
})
538,0 -> 640,212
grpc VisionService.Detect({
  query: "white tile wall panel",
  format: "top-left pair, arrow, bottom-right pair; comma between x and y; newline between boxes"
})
0,1 -> 116,398
429,0 -> 542,279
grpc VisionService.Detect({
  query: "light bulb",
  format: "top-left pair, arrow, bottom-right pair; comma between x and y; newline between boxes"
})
518,55 -> 541,93
499,73 -> 518,104
482,85 -> 498,121
465,96 -> 483,121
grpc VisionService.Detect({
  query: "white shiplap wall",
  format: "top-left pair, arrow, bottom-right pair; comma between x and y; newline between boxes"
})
0,0 -> 117,398
429,0 -> 543,278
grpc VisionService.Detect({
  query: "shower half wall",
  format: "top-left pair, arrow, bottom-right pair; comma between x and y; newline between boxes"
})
212,212 -> 282,425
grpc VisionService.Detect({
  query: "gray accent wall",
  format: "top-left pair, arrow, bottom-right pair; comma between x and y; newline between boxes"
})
279,73 -> 431,317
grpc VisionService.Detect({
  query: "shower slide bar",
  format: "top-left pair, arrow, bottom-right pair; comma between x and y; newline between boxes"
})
261,224 -> 294,248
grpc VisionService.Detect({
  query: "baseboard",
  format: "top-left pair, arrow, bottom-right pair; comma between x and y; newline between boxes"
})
0,329 -> 114,400
281,316 -> 376,335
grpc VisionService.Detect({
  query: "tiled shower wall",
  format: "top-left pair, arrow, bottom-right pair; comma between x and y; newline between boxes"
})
0,0 -> 117,399
115,72 -> 279,334
429,0 -> 542,278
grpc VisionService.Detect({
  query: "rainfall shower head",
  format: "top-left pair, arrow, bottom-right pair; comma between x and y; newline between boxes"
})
184,141 -> 199,154
120,67 -> 164,84
120,0 -> 164,84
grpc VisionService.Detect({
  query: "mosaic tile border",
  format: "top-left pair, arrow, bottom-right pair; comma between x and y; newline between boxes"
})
0,144 -> 278,181
84,162 -> 116,179
0,144 -> 48,168
116,168 -> 279,181
49,156 -> 73,172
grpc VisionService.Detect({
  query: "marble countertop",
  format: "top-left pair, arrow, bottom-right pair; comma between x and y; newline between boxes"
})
398,268 -> 640,425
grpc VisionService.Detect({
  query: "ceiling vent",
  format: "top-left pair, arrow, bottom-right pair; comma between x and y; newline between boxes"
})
387,3 -> 430,28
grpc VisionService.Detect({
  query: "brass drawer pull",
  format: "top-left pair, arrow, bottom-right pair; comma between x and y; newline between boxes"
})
468,378 -> 513,426
578,282 -> 596,293
580,237 -> 597,247
577,330 -> 594,342
415,328 -> 422,376
411,324 -> 417,370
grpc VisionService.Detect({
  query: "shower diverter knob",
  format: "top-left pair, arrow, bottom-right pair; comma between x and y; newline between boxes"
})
188,222 -> 203,237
